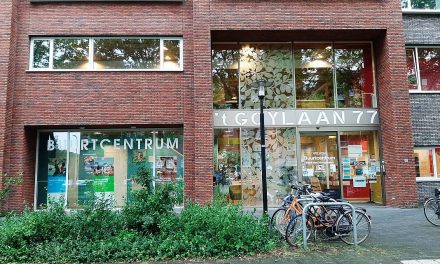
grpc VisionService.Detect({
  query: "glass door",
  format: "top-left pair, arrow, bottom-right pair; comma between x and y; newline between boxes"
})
300,132 -> 340,198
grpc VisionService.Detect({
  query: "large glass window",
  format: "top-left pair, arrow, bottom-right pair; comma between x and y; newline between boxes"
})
407,47 -> 440,91
214,127 -> 297,207
295,43 -> 333,108
406,48 -> 418,90
53,38 -> 90,70
402,0 -> 440,10
212,44 -> 240,109
30,37 -> 183,71
414,148 -> 440,178
212,42 -> 376,109
418,48 -> 440,91
339,131 -> 382,202
240,43 -> 294,109
335,43 -> 375,108
94,38 -> 160,69
36,129 -> 184,209
32,40 -> 50,69
300,132 -> 339,196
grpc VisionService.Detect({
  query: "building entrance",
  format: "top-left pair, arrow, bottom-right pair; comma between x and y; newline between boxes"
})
300,132 -> 340,197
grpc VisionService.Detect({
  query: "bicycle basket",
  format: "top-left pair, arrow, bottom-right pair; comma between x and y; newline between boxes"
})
435,188 -> 440,197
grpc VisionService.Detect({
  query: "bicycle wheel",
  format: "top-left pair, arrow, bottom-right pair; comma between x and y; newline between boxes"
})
336,210 -> 371,245
424,198 -> 440,226
271,208 -> 291,236
285,214 -> 313,247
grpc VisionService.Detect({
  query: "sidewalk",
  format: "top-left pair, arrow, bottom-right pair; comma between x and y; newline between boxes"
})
162,204 -> 440,264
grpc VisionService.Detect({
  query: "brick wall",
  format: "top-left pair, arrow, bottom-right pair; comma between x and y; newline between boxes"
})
417,181 -> 440,204
403,14 -> 440,204
0,0 -> 19,211
410,94 -> 440,146
0,0 -> 418,209
403,14 -> 440,45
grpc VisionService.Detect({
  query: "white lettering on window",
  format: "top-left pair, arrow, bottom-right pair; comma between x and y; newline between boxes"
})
282,111 -> 295,125
81,139 -> 89,151
91,139 -> 98,151
267,112 -> 278,125
124,139 -> 133,150
235,113 -> 248,126
316,112 -> 330,125
100,139 -> 110,149
167,138 -> 178,149
251,112 -> 260,125
333,111 -> 345,124
156,138 -> 164,149
367,110 -> 378,124
298,112 -> 312,125
353,111 -> 364,124
47,139 -> 55,151
145,138 -> 153,149
113,139 -> 121,149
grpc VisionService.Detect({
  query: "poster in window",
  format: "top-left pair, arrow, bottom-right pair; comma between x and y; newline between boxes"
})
92,157 -> 115,194
348,145 -> 362,158
47,158 -> 66,200
343,158 -> 351,179
353,176 -> 367,188
156,156 -> 177,182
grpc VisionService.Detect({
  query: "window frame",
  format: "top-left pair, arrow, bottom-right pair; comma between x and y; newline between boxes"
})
29,36 -> 184,72
402,0 -> 440,13
414,147 -> 440,181
211,41 -> 377,110
34,128 -> 185,210
407,46 -> 440,93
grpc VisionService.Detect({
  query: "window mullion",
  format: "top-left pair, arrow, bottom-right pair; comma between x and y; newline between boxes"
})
29,39 -> 35,70
179,39 -> 183,70
89,37 -> 94,70
415,47 -> 421,91
160,39 -> 164,70
49,39 -> 54,69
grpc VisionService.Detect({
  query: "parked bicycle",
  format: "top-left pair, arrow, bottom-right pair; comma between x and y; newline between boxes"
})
285,198 -> 371,247
270,184 -> 313,236
424,188 -> 440,226
271,183 -> 371,247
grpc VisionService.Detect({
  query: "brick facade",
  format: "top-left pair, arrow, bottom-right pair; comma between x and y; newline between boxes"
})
0,0 -> 418,209
403,14 -> 440,45
417,181 -> 440,204
410,94 -> 440,146
403,14 -> 440,204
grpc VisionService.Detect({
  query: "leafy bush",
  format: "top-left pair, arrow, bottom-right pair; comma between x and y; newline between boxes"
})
0,184 -> 279,263
0,173 -> 23,211
121,183 -> 177,234
156,203 -> 277,259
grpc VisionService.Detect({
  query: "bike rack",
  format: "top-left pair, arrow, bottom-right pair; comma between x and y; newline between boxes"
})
301,202 -> 358,250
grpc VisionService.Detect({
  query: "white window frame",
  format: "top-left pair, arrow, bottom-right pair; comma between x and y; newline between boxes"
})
402,0 -> 440,13
29,36 -> 183,72
407,46 -> 440,94
415,147 -> 440,182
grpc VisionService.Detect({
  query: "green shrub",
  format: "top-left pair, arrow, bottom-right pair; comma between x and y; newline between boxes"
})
157,203 -> 277,259
0,185 -> 279,263
0,173 -> 23,212
121,183 -> 177,234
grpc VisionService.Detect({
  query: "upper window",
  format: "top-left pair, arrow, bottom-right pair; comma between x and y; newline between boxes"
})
212,42 -> 376,109
406,47 -> 440,91
402,0 -> 440,10
30,37 -> 183,71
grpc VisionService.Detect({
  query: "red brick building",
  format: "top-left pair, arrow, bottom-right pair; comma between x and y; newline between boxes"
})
0,0 -> 417,210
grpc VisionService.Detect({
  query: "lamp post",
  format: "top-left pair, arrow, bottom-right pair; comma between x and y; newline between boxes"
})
252,79 -> 272,214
